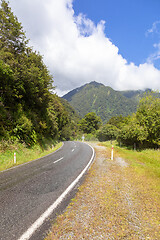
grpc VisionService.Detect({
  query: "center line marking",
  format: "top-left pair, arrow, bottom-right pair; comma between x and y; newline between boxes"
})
54,157 -> 64,164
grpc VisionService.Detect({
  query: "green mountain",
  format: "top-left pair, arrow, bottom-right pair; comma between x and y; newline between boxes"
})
62,81 -> 147,123
60,98 -> 80,123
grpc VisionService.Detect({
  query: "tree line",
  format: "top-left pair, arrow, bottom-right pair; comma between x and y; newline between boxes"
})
96,93 -> 160,149
79,92 -> 160,149
0,0 -> 77,146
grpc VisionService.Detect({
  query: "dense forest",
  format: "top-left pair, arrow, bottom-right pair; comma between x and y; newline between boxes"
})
0,0 -> 78,146
97,93 -> 160,149
63,81 -> 140,122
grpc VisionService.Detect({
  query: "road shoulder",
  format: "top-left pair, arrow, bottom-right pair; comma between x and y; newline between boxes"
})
46,142 -> 160,239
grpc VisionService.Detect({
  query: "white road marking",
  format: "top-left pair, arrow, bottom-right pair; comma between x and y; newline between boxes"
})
1,157 -> 64,187
17,143 -> 95,240
72,149 -> 75,152
54,157 -> 64,164
42,157 -> 63,168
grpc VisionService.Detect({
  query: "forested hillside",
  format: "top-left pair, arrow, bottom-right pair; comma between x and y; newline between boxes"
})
96,93 -> 160,149
63,81 -> 138,122
0,0 -> 78,145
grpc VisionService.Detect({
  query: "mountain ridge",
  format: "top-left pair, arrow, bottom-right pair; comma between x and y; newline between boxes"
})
62,81 -> 151,122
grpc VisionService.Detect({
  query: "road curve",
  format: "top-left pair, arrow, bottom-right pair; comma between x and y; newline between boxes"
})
0,141 -> 94,240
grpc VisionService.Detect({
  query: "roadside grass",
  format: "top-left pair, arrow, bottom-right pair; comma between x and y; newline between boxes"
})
0,140 -> 62,171
102,141 -> 160,184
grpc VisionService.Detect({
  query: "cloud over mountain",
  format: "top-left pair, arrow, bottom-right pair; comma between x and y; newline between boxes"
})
10,0 -> 160,95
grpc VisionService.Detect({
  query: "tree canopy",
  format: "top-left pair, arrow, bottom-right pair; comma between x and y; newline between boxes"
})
117,93 -> 160,148
96,92 -> 160,149
0,0 -> 78,145
78,112 -> 102,134
97,124 -> 119,142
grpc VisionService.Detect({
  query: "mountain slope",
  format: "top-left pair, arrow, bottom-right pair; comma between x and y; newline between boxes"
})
62,81 -> 138,123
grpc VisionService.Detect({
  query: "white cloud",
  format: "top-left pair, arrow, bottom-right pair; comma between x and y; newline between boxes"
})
9,0 -> 160,95
147,43 -> 160,64
146,21 -> 160,36
146,21 -> 160,66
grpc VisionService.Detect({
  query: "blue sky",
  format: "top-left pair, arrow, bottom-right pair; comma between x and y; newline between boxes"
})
9,0 -> 160,95
74,0 -> 160,68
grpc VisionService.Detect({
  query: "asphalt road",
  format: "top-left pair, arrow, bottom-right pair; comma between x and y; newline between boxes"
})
0,141 -> 94,240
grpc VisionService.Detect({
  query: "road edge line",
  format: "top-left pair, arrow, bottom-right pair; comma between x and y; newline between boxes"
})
17,142 -> 95,240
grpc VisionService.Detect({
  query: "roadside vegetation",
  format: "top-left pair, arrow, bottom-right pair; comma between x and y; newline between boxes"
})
0,139 -> 62,171
77,90 -> 160,152
0,0 -> 81,170
97,92 -> 160,150
103,141 -> 160,185
0,0 -> 79,148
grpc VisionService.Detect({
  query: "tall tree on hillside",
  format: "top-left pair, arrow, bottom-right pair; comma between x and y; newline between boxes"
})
78,112 -> 102,134
0,0 -> 27,56
0,0 -> 54,109
0,0 -> 27,108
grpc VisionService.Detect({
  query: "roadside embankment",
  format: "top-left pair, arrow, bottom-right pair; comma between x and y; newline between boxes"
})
46,142 -> 160,239
0,140 -> 62,171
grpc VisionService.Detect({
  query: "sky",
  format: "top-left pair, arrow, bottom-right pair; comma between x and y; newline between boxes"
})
8,0 -> 160,96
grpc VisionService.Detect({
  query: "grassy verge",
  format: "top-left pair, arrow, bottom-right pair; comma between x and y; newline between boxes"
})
0,140 -> 62,171
102,141 -> 160,188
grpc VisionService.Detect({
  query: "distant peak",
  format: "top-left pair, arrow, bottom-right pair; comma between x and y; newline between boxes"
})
144,88 -> 152,92
89,81 -> 104,86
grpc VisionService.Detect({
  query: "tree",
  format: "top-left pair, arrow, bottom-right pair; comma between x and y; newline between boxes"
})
78,112 -> 102,134
118,93 -> 160,148
97,124 -> 119,142
117,115 -> 148,147
0,0 -> 27,55
136,94 -> 160,147
107,115 -> 128,129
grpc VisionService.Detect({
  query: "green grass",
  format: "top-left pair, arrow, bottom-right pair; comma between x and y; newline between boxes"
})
102,141 -> 160,180
0,141 -> 63,171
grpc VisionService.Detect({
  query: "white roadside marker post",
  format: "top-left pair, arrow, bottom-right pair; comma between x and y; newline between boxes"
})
82,135 -> 85,142
111,145 -> 113,160
14,152 -> 16,164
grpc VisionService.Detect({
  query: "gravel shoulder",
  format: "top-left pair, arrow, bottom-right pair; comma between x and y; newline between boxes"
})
46,142 -> 160,239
